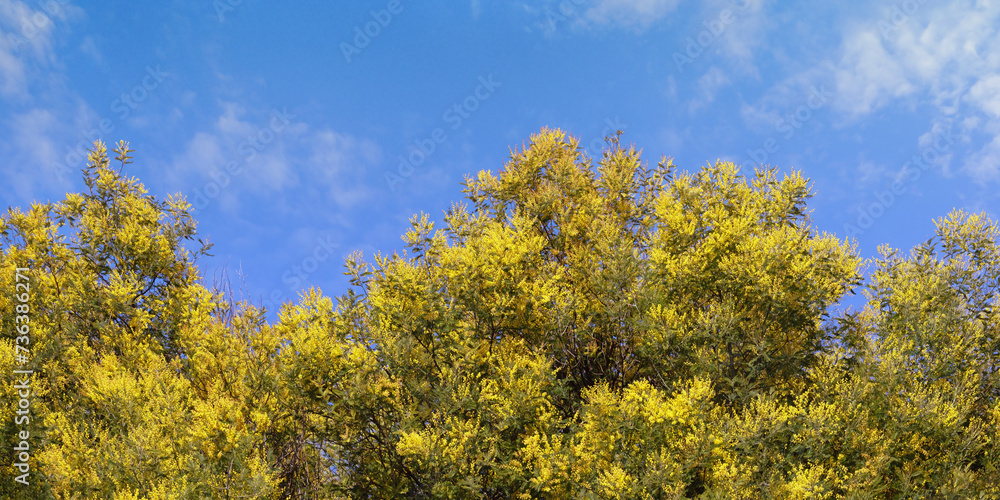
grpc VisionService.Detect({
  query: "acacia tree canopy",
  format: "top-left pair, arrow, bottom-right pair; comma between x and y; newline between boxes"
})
1,130 -> 998,499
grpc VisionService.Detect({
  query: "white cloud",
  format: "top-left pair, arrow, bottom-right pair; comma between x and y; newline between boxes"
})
852,0 -> 1000,182
964,134 -> 1000,182
171,103 -> 295,203
699,66 -> 730,94
10,107 -> 59,168
854,155 -> 885,188
739,101 -> 780,135
829,0 -> 1000,120
306,129 -> 381,208
178,132 -> 228,174
689,66 -> 731,112
79,35 -> 101,64
710,0 -> 768,78
0,0 -> 53,97
583,0 -> 681,31
966,74 -> 1000,118
658,126 -> 685,155
0,108 -> 62,200
0,38 -> 27,97
738,0 -> 1000,183
215,102 -> 257,137
0,0 -> 81,98
0,0 -> 96,205
171,101 -> 382,215
0,99 -> 101,202
739,66 -> 834,133
832,30 -> 914,117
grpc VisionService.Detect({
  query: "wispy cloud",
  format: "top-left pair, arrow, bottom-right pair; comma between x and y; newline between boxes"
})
0,1 -> 94,202
966,74 -> 1000,118
830,0 -> 1000,118
522,0 -> 682,34
710,0 -> 768,78
583,0 -> 681,31
834,0 -> 1000,181
832,30 -> 914,118
688,66 -> 731,112
0,0 -> 82,98
736,0 -> 1000,183
169,100 -> 382,215
306,129 -> 381,209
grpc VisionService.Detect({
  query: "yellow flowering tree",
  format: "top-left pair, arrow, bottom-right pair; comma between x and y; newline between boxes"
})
0,142 -> 279,499
1,130 -> 998,498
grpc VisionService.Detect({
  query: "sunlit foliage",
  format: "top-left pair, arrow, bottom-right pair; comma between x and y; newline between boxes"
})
1,130 -> 997,498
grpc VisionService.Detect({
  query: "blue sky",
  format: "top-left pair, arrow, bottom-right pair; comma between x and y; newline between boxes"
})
2,0 -> 998,320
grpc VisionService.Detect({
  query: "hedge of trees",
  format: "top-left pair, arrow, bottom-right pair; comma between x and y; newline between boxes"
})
1,129 -> 998,498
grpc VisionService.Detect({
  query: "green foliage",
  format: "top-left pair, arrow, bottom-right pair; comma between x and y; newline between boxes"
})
1,131 -> 997,498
